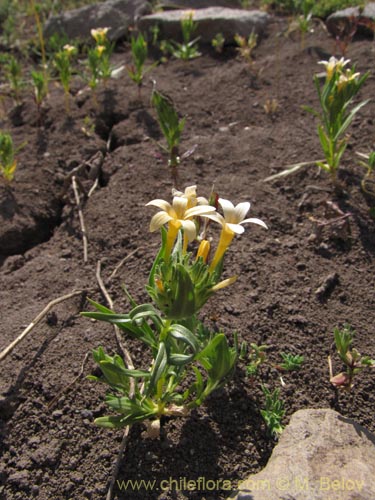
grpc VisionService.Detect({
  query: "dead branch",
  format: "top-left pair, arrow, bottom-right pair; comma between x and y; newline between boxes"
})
72,175 -> 88,263
0,290 -> 84,362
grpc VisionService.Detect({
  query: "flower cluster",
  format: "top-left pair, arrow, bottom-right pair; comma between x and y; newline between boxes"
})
146,185 -> 267,319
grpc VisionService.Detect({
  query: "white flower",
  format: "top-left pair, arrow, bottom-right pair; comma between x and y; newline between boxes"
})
217,198 -> 267,234
171,185 -> 208,209
318,56 -> 350,80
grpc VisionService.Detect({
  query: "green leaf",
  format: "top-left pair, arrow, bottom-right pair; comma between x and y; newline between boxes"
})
147,342 -> 167,396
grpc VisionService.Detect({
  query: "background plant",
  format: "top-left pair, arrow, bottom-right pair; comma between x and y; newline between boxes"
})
329,324 -> 375,391
164,10 -> 201,60
31,69 -> 48,120
260,385 -> 285,437
151,87 -> 186,185
0,131 -> 17,183
358,151 -> 375,196
54,44 -> 77,113
4,54 -> 23,104
127,33 -> 155,98
304,57 -> 369,185
234,31 -> 258,66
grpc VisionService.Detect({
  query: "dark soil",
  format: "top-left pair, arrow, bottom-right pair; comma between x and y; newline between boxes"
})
1,15 -> 375,500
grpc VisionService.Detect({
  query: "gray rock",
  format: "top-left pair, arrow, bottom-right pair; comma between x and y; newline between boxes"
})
229,409 -> 375,500
160,0 -> 243,9
138,7 -> 270,44
326,3 -> 375,38
44,0 -> 152,42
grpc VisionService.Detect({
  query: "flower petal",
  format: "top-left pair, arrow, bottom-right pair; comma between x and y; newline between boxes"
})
185,205 -> 216,219
218,198 -> 235,220
234,202 -> 250,223
150,212 -> 172,232
172,196 -> 188,218
241,217 -> 268,229
146,199 -> 172,212
180,219 -> 197,241
226,223 -> 245,234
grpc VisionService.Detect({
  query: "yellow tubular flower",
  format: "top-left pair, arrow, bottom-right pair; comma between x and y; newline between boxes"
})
196,240 -> 210,263
146,195 -> 219,260
211,275 -> 237,291
91,27 -> 109,44
318,56 -> 350,80
209,198 -> 267,272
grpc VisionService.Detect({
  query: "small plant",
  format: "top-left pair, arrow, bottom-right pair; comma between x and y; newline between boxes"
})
329,325 -> 375,391
358,151 -> 375,197
82,185 -> 267,435
263,97 -> 279,117
127,33 -> 155,98
31,69 -> 48,121
165,10 -> 201,60
304,57 -> 369,186
234,31 -> 258,66
87,27 -> 114,96
54,44 -> 77,114
4,55 -> 23,104
151,87 -> 186,185
260,385 -> 285,437
211,33 -> 225,54
278,352 -> 304,371
0,132 -> 17,183
244,343 -> 268,377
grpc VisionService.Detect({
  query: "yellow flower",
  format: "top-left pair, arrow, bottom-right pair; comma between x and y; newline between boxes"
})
96,45 -> 106,57
63,44 -> 76,55
209,198 -> 267,272
147,195 -> 218,259
91,27 -> 109,44
337,70 -> 360,92
196,239 -> 210,263
318,56 -> 350,80
172,184 -> 208,208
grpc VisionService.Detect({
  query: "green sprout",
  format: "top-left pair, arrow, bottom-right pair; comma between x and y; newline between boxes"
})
31,69 -> 48,122
278,352 -> 304,371
358,151 -> 375,197
329,325 -> 375,391
54,44 -> 77,114
0,132 -> 17,183
211,33 -> 225,54
127,33 -> 155,98
304,57 -> 369,186
260,385 -> 285,437
165,10 -> 201,60
151,87 -> 186,186
4,55 -> 23,104
82,185 -> 267,436
234,31 -> 258,66
244,343 -> 268,377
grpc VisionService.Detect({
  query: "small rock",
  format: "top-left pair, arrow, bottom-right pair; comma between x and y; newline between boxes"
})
315,272 -> 339,301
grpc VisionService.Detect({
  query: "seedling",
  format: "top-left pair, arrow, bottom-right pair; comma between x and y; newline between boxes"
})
263,97 -> 279,117
211,33 -> 225,54
87,27 -> 114,98
127,33 -> 155,98
31,70 -> 48,122
4,55 -> 23,104
278,352 -> 304,371
151,87 -> 186,186
234,31 -> 258,66
357,151 -> 375,197
165,10 -> 201,60
244,343 -> 268,377
260,385 -> 285,437
82,185 -> 267,435
329,325 -> 375,391
0,132 -> 17,183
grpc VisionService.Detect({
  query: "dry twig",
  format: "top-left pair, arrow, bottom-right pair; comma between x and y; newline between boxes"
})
72,175 -> 88,263
0,290 -> 84,362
